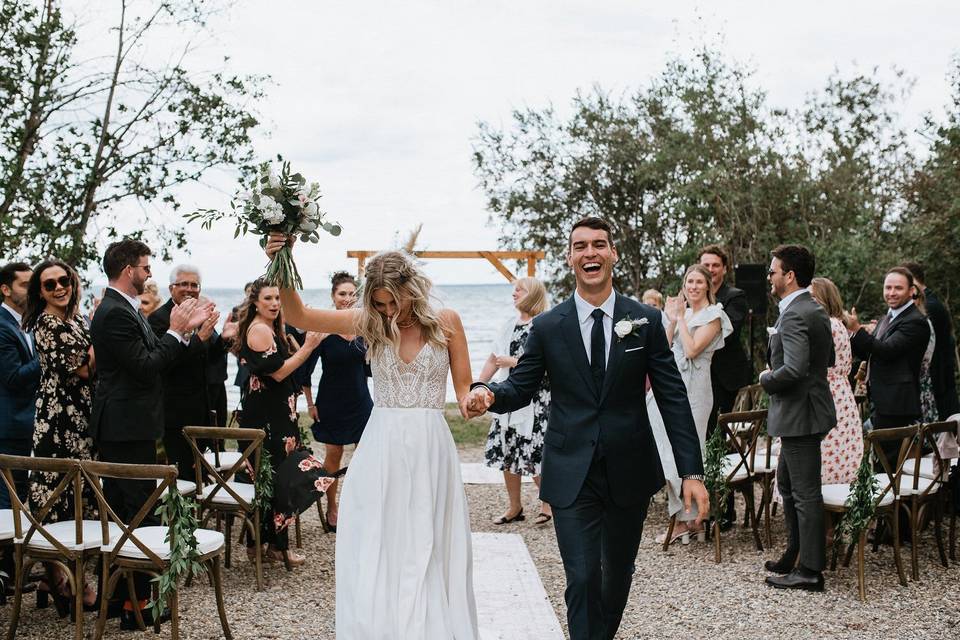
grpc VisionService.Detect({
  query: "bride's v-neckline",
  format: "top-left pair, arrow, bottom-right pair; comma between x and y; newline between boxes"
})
397,341 -> 429,366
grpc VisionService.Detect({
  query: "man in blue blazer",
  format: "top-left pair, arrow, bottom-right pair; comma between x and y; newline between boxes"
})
0,262 -> 39,509
465,218 -> 708,640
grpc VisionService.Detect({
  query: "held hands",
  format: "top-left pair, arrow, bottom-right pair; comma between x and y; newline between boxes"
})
265,231 -> 295,261
682,478 -> 710,529
459,386 -> 494,419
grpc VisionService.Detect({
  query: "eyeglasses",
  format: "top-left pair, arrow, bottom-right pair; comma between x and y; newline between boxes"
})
42,276 -> 72,292
130,262 -> 152,274
173,281 -> 200,290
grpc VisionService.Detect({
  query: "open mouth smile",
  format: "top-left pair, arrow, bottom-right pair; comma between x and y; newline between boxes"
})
582,262 -> 602,274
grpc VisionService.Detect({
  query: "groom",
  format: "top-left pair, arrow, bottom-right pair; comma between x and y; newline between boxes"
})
464,217 -> 707,640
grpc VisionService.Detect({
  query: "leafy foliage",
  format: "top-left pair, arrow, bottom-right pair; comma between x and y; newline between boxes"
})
254,447 -> 274,514
0,0 -> 264,274
834,447 -> 879,548
703,422 -> 730,520
149,487 -> 205,611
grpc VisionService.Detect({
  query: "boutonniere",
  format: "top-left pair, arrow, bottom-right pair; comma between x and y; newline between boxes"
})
614,315 -> 649,341
767,327 -> 778,336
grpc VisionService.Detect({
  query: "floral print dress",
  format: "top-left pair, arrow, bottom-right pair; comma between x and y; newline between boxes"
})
29,313 -> 97,521
919,319 -> 938,424
239,332 -> 301,550
484,321 -> 551,476
820,317 -> 864,485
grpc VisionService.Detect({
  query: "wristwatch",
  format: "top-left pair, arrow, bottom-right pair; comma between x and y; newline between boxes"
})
683,474 -> 705,482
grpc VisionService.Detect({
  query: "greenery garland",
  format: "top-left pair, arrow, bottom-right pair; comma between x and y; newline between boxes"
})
149,488 -> 205,610
703,422 -> 730,520
254,447 -> 274,513
834,447 -> 879,549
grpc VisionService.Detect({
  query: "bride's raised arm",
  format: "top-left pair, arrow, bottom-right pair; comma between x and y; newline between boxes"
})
266,232 -> 361,335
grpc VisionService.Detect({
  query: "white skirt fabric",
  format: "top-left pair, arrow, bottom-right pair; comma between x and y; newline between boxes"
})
335,407 -> 479,639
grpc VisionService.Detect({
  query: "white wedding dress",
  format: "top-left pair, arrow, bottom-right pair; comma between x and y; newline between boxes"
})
335,341 -> 479,639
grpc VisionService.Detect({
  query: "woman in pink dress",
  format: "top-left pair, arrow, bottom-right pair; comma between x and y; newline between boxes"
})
809,277 -> 863,484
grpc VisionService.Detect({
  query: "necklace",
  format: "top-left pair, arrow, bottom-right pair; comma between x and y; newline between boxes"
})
397,319 -> 417,329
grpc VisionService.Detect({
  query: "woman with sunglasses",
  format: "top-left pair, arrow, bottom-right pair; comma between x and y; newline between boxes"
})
22,259 -> 99,611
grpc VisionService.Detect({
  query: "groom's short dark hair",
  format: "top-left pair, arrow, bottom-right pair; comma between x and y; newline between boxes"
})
103,239 -> 152,280
569,217 -> 613,247
771,244 -> 815,287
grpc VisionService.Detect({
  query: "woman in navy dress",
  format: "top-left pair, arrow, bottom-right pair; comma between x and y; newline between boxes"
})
300,272 -> 372,529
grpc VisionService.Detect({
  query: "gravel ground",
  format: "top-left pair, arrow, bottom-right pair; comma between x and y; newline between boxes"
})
6,442 -> 959,639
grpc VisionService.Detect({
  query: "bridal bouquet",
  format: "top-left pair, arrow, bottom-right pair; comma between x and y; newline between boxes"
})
186,160 -> 341,289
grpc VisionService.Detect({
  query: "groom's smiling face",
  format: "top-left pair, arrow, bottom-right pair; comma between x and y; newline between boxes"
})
567,226 -> 617,291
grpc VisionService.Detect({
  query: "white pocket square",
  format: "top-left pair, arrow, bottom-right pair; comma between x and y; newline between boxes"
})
624,346 -> 644,353
766,327 -> 778,336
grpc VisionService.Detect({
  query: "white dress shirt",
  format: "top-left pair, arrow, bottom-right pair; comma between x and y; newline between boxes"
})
573,289 -> 616,366
888,299 -> 914,320
777,287 -> 809,314
1,302 -> 32,354
109,285 -> 187,344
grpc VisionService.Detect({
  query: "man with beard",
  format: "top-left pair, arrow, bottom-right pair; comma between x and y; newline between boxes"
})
90,239 -> 212,628
148,265 -> 221,477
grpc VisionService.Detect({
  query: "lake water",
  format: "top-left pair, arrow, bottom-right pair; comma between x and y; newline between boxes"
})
202,284 -> 516,409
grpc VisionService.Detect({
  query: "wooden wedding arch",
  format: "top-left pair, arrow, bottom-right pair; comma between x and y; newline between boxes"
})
347,250 -> 545,282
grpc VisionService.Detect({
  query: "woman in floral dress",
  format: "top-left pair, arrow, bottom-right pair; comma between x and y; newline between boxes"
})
809,278 -> 863,484
479,277 -> 552,525
235,278 -> 322,566
919,316 -> 938,424
22,259 -> 97,606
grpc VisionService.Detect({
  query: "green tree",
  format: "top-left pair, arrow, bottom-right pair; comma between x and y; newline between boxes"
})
0,0 -> 264,272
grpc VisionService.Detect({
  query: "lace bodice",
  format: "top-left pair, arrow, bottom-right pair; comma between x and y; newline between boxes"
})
370,341 -> 449,409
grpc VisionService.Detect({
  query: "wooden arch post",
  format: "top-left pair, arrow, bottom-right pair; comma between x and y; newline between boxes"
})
346,250 -> 545,282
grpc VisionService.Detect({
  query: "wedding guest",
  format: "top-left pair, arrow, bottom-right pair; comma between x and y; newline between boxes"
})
22,259 -> 98,608
235,278 -> 322,565
848,267 -> 931,433
655,264 -> 731,543
919,314 -> 938,424
90,239 -> 211,628
138,279 -> 162,316
641,289 -> 663,310
234,281 -> 255,401
0,261 -> 39,597
901,262 -> 959,419
808,278 -> 863,486
299,271 -> 372,531
148,265 -> 222,477
479,277 -> 552,526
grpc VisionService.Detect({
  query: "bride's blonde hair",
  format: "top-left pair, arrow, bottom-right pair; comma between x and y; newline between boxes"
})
357,251 -> 447,357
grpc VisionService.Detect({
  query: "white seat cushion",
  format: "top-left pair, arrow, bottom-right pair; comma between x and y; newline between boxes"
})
822,483 -> 894,508
156,479 -> 198,496
200,481 -> 255,505
109,526 -> 224,560
722,455 -> 750,481
901,456 -> 953,481
751,454 -> 779,474
893,474 -> 939,496
0,509 -> 14,541
23,520 -> 122,551
203,451 -> 243,471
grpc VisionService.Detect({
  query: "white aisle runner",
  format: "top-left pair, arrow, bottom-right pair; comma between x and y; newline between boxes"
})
472,532 -> 564,640
461,462 -> 534,484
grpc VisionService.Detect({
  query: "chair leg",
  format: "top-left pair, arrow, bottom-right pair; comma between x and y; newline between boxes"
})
891,511 -> 907,587
714,516 -> 722,563
211,556 -> 233,640
746,490 -> 763,551
661,515 -> 677,552
950,502 -> 957,562
857,530 -> 866,602
934,497 -> 948,568
910,501 -> 920,582
74,557 -> 84,640
295,513 -> 303,549
94,558 -> 120,640
125,571 -> 146,631
254,510 -> 263,591
6,547 -> 25,640
169,585 -> 180,640
317,500 -> 330,534
224,515 -> 234,569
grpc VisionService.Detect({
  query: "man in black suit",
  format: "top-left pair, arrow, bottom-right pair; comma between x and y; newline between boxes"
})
760,245 -> 836,592
465,217 -> 708,640
90,239 -> 212,624
849,267 -> 931,431
147,264 -> 221,477
0,262 -> 39,595
901,262 -> 959,420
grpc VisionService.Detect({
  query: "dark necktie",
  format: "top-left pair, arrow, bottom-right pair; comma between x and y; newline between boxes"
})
590,308 -> 606,389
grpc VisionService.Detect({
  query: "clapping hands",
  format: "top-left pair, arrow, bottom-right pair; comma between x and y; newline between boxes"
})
459,386 -> 494,419
664,291 -> 686,322
169,297 -> 216,335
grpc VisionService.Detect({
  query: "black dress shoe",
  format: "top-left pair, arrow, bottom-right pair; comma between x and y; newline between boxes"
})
764,555 -> 797,574
765,568 -> 824,592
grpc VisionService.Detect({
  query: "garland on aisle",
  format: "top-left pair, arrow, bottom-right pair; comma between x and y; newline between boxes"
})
149,489 -> 204,611
834,447 -> 879,548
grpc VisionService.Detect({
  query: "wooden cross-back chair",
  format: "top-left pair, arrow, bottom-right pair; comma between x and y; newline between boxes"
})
824,424 -> 915,601
0,455 -> 109,640
900,420 -> 958,579
731,383 -> 765,412
182,426 -> 279,590
81,460 -> 231,640
709,409 -> 768,562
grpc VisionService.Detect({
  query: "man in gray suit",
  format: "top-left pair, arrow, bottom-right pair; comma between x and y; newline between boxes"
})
760,244 -> 836,591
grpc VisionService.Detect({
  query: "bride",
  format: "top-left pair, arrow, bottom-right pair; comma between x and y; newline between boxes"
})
265,235 -> 479,639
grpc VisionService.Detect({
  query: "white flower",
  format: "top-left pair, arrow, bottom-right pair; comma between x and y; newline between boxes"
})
267,171 -> 280,189
303,201 -> 319,218
614,319 -> 633,339
260,199 -> 285,224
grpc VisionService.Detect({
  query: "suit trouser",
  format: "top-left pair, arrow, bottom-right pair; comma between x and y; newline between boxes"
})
552,455 -> 649,640
0,437 -> 32,578
97,440 -> 159,603
777,434 -> 826,572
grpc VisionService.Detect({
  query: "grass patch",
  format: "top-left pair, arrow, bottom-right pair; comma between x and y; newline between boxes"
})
298,405 -> 490,449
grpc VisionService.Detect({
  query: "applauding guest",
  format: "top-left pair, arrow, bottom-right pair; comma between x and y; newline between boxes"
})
299,271 -> 372,530
479,277 -> 553,526
22,259 -> 98,607
90,239 -> 212,627
148,265 -> 222,477
235,278 -> 322,566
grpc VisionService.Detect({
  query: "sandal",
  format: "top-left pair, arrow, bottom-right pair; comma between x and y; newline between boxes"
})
492,508 -> 524,525
267,549 -> 306,567
533,512 -> 552,525
246,545 -> 272,563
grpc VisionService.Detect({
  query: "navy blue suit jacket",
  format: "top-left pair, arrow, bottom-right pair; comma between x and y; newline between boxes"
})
0,306 -> 40,440
485,293 -> 702,509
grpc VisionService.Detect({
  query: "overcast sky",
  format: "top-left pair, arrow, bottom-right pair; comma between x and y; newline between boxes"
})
69,0 -> 960,287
